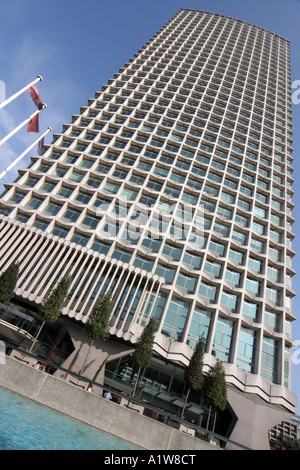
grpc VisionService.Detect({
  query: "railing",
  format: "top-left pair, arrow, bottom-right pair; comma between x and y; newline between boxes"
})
3,340 -> 250,450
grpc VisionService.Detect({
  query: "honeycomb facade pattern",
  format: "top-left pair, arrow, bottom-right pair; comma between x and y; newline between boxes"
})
0,9 -> 296,411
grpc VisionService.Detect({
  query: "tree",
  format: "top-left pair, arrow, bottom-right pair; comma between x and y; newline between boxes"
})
181,336 -> 205,418
203,359 -> 227,432
0,263 -> 19,303
29,276 -> 72,352
281,436 -> 300,450
131,317 -> 156,399
80,293 -> 112,375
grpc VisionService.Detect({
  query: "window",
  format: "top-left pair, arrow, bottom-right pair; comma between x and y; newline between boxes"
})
162,243 -> 182,261
91,239 -> 111,254
248,257 -> 262,272
209,240 -> 225,256
237,327 -> 256,372
198,281 -> 217,302
52,225 -> 69,238
141,237 -> 162,253
266,287 -> 280,305
245,278 -> 260,295
155,263 -> 175,283
261,336 -> 278,383
176,272 -> 196,293
71,231 -> 90,247
43,202 -> 62,216
221,291 -> 238,310
183,251 -> 202,269
62,207 -> 81,222
133,255 -> 154,272
264,310 -> 279,331
162,297 -> 190,341
75,192 -> 92,205
229,248 -> 243,264
82,214 -> 101,230
26,196 -> 43,210
225,269 -> 241,286
187,308 -> 211,348
204,260 -> 222,277
243,301 -> 258,320
112,247 -> 132,263
212,317 -> 234,362
103,182 -> 120,194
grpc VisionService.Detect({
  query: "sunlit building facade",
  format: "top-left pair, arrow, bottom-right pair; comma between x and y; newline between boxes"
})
0,9 -> 297,448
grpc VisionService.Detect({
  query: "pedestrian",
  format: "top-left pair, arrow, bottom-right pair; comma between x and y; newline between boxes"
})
104,391 -> 112,400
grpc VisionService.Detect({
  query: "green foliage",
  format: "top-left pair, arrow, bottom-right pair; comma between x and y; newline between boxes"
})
0,263 -> 19,303
85,293 -> 112,341
203,359 -> 227,411
281,436 -> 300,450
185,336 -> 205,392
40,276 -> 72,322
132,317 -> 156,368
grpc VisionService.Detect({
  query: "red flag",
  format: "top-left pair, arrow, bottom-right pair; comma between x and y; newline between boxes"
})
27,114 -> 39,133
28,84 -> 43,110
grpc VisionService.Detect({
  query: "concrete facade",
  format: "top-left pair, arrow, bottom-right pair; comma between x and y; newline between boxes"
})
0,8 -> 297,450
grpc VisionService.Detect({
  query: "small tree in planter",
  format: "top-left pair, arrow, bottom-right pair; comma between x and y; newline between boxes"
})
203,359 -> 227,433
29,276 -> 72,352
131,317 -> 156,399
80,293 -> 112,375
181,336 -> 205,418
0,263 -> 19,303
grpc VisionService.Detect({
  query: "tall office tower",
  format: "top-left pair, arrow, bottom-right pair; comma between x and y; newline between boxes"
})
0,9 -> 296,449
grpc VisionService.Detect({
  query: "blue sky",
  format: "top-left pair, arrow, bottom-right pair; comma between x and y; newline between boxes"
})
1,0 -> 300,412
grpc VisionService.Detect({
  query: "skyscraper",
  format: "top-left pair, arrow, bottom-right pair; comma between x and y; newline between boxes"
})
0,9 -> 296,449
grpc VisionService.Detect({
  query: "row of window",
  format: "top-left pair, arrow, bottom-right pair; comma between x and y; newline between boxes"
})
141,291 -> 288,383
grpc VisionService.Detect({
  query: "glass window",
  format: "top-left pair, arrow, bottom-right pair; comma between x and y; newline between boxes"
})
161,297 -> 190,341
212,317 -> 234,362
26,196 -> 43,210
112,247 -> 132,263
264,310 -> 279,331
243,300 -> 258,320
225,269 -> 241,286
75,191 -> 92,205
43,202 -> 62,216
245,278 -> 260,295
91,239 -> 111,254
62,207 -> 81,222
82,214 -> 101,229
71,231 -> 90,247
237,326 -> 256,372
182,251 -> 202,269
221,291 -> 238,310
209,240 -> 225,256
176,272 -> 196,293
133,255 -> 154,272
204,260 -> 222,277
162,243 -> 182,261
261,336 -> 278,383
248,257 -> 262,272
155,263 -> 175,283
198,281 -> 217,302
187,307 -> 211,348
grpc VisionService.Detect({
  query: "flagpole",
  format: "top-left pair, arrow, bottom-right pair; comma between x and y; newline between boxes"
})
0,75 -> 43,110
0,103 -> 47,148
0,126 -> 52,180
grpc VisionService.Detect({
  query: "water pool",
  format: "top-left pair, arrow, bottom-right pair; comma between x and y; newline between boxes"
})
0,387 -> 140,450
